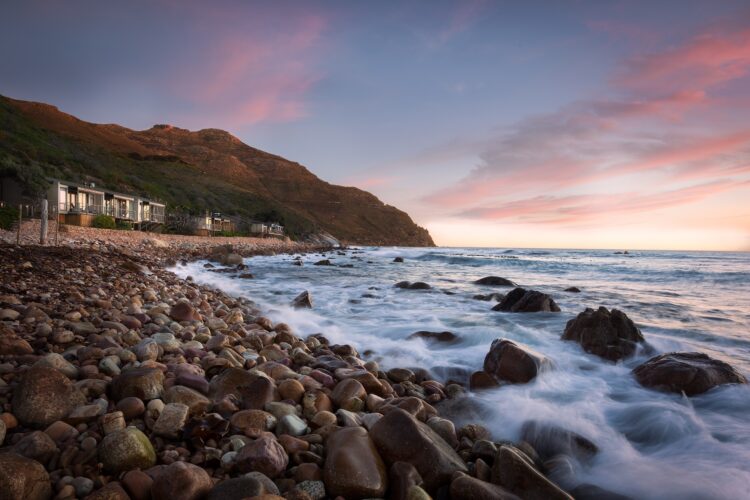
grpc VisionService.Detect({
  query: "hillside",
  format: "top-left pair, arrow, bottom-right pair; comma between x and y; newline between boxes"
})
0,95 -> 434,246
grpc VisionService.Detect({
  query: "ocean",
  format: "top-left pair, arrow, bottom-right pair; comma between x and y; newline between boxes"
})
174,246 -> 750,499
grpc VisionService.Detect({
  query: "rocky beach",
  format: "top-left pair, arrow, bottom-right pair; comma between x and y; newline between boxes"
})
0,231 -> 749,500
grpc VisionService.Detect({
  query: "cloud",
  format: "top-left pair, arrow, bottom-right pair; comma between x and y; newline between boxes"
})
422,17 -> 750,224
168,10 -> 327,127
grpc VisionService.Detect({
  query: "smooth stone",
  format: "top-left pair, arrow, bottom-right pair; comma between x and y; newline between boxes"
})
389,461 -> 424,500
153,403 -> 189,439
33,353 -> 78,379
491,445 -> 573,500
277,414 -> 308,436
110,367 -> 165,401
11,431 -> 58,464
98,427 -> 157,474
235,435 -> 289,478
561,307 -> 645,361
483,339 -> 553,384
151,461 -> 212,500
451,473 -> 521,500
370,408 -> 467,493
164,385 -> 210,416
632,352 -> 748,396
121,470 -> 153,500
324,426 -> 388,498
207,475 -> 277,500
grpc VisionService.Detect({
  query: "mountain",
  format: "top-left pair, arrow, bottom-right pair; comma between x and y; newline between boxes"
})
0,95 -> 434,246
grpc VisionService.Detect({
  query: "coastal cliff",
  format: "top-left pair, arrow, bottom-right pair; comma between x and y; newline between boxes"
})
0,95 -> 434,246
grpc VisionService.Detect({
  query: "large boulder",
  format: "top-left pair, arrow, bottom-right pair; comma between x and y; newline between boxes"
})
475,276 -> 517,287
12,366 -> 86,428
0,453 -> 52,500
491,445 -> 573,500
98,427 -> 157,474
370,408 -> 467,493
492,288 -> 560,313
208,367 -> 259,402
483,339 -> 553,384
324,426 -> 388,498
632,352 -> 747,396
561,307 -> 645,361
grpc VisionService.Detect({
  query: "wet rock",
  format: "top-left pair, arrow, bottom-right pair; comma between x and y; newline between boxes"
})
469,371 -> 500,390
209,367 -> 258,401
451,473 -> 521,500
98,427 -> 157,474
331,378 -> 366,407
278,379 -> 305,403
393,257 -> 404,263
151,461 -> 212,500
12,366 -> 86,427
569,483 -> 633,500
116,397 -> 146,420
324,426 -> 388,498
0,453 -> 52,500
110,367 -> 165,401
395,281 -> 431,290
292,291 -> 313,309
231,409 -> 277,433
520,421 -> 598,461
408,331 -> 458,343
492,288 -> 560,313
632,352 -> 748,396
387,368 -> 415,383
561,307 -> 645,361
241,376 -> 276,410
473,293 -> 505,302
483,339 -> 553,384
370,408 -> 467,493
564,287 -> 581,293
235,434 -> 289,478
491,445 -> 572,500
313,259 -> 332,266
475,276 -> 517,287
122,470 -> 153,500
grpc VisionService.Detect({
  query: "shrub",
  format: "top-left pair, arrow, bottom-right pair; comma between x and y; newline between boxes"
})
92,214 -> 116,229
0,205 -> 19,230
116,220 -> 133,230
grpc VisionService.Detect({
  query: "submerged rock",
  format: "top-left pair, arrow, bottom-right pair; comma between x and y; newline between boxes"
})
408,331 -> 458,343
561,307 -> 645,361
475,276 -> 517,287
520,421 -> 598,462
292,290 -> 313,309
492,288 -> 560,313
395,281 -> 431,290
483,339 -> 553,384
632,352 -> 747,396
491,445 -> 573,500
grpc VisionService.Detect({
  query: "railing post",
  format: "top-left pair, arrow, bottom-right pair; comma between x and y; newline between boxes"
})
16,204 -> 22,245
40,199 -> 48,245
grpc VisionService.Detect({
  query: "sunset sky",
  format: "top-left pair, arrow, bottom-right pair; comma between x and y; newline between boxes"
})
3,1 -> 750,250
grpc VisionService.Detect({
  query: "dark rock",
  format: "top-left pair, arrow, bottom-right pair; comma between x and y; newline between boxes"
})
324,426 -> 388,498
240,377 -> 276,410
169,301 -> 200,322
395,281 -> 431,290
451,473 -> 521,500
469,371 -> 499,390
475,276 -> 517,287
492,288 -> 560,313
84,481 -> 130,500
632,352 -> 747,396
491,445 -> 573,500
561,307 -> 645,361
0,453 -> 52,500
483,339 -> 552,384
11,431 -> 58,464
12,366 -> 86,427
208,367 -> 259,401
563,287 -> 581,293
207,476 -> 277,500
570,484 -> 633,500
520,421 -> 598,461
393,257 -> 404,263
292,291 -> 313,309
408,331 -> 458,343
370,408 -> 467,493
98,427 -> 156,474
388,461 -> 423,500
313,259 -> 332,266
151,461 -> 212,500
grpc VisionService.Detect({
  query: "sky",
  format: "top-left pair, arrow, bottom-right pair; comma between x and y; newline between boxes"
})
2,0 -> 750,251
